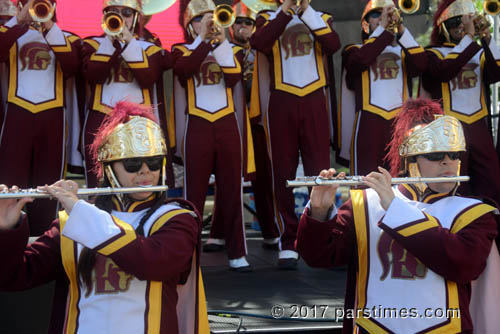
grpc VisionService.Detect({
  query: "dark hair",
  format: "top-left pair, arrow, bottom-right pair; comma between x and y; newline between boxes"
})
77,166 -> 166,296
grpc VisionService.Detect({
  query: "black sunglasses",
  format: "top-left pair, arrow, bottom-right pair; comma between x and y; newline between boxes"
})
107,7 -> 135,18
444,16 -> 462,30
121,157 -> 163,173
419,152 -> 461,162
235,18 -> 255,26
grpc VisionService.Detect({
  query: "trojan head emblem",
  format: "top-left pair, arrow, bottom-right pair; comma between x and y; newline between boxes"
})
94,254 -> 134,294
377,231 -> 427,280
110,60 -> 134,84
451,63 -> 478,90
195,56 -> 222,87
281,24 -> 314,60
20,42 -> 51,71
371,53 -> 401,81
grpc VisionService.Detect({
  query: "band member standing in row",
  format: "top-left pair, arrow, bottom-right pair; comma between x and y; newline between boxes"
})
81,0 -> 165,188
203,0 -> 280,253
422,0 -> 500,206
337,0 -> 427,176
0,0 -> 17,126
172,0 -> 255,272
298,98 -> 500,333
250,0 -> 340,269
0,0 -> 80,235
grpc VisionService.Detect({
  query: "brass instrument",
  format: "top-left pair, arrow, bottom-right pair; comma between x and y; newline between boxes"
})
102,12 -> 125,37
0,186 -> 169,199
399,0 -> 420,14
473,13 -> 491,38
484,0 -> 500,16
387,8 -> 403,34
286,176 -> 469,188
28,0 -> 55,23
214,4 -> 236,29
142,0 -> 177,16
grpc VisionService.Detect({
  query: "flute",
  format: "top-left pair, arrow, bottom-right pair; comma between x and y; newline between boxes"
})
286,176 -> 470,188
0,186 -> 169,199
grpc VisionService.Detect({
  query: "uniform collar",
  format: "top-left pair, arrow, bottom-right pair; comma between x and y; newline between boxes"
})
111,194 -> 157,212
397,184 -> 451,204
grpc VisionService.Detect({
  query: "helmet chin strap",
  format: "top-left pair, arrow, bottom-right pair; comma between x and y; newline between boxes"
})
105,164 -> 127,206
440,23 -> 451,43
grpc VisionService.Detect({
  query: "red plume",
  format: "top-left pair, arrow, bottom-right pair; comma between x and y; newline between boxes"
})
385,98 -> 444,176
89,101 -> 159,179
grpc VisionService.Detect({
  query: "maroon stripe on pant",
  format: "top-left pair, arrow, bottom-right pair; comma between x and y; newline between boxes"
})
184,113 -> 247,259
83,110 -> 106,188
0,104 -> 64,235
352,111 -> 393,176
267,89 -> 330,251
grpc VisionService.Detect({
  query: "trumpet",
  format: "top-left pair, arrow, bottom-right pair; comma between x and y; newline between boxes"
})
102,12 -> 125,37
387,8 -> 403,34
0,185 -> 169,199
214,4 -> 236,29
286,176 -> 469,188
474,13 -> 492,38
28,0 -> 55,23
399,0 -> 419,14
484,0 -> 500,16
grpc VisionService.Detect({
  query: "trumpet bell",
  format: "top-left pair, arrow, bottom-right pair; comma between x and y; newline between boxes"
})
214,4 -> 235,28
102,12 -> 125,36
142,0 -> 177,16
399,0 -> 420,14
484,0 -> 500,16
29,0 -> 55,23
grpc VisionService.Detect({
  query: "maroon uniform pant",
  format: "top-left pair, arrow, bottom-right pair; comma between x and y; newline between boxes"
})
353,111 -> 393,176
209,123 -> 279,241
268,89 -> 330,251
83,110 -> 106,188
0,104 -> 64,235
184,114 -> 246,259
458,120 -> 500,206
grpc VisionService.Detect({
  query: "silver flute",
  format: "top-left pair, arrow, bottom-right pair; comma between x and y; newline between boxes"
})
286,176 -> 470,188
0,186 -> 169,199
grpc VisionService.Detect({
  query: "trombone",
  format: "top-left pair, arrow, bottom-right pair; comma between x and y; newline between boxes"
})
484,0 -> 500,15
286,176 -> 469,188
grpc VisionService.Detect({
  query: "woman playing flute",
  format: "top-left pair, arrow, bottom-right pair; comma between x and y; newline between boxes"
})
0,102 -> 209,334
296,98 -> 500,334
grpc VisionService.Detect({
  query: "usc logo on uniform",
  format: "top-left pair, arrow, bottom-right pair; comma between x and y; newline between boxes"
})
451,63 -> 478,90
281,24 -> 313,60
195,56 -> 222,86
377,231 -> 427,280
109,60 -> 134,84
20,42 -> 51,71
371,53 -> 400,81
94,254 -> 134,294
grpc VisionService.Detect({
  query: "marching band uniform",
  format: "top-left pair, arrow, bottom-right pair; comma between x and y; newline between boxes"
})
249,1 -> 340,267
0,0 -> 80,235
0,104 -> 210,334
337,0 -> 427,176
81,0 -> 166,188
0,0 -> 17,127
422,0 -> 500,206
297,102 -> 500,334
205,0 -> 280,251
171,0 -> 255,270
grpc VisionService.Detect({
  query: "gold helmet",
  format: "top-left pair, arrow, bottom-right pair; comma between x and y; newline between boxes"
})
232,0 -> 256,21
361,0 -> 395,34
183,0 -> 216,28
103,0 -> 142,12
0,0 -> 17,16
436,0 -> 475,27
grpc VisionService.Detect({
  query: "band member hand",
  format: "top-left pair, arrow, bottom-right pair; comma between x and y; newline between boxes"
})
461,13 -> 475,38
309,168 -> 345,222
362,167 -> 395,211
299,0 -> 309,11
16,0 -> 34,25
380,4 -> 394,31
281,0 -> 295,14
39,180 -> 79,214
200,13 -> 214,42
0,185 -> 34,231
